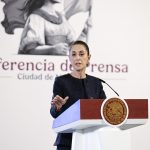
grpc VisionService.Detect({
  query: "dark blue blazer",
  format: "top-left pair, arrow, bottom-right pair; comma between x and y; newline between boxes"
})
50,74 -> 106,147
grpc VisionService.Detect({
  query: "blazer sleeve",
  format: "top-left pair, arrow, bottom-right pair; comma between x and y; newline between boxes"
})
50,77 -> 64,118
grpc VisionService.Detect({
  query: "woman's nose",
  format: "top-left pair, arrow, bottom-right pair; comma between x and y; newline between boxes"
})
75,54 -> 80,59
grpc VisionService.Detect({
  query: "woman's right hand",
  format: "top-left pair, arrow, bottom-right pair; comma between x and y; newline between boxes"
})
53,43 -> 69,55
51,95 -> 69,111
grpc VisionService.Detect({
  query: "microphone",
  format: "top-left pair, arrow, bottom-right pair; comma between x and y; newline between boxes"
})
100,79 -> 120,97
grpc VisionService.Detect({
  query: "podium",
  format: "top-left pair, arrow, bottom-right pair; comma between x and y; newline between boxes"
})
52,98 -> 148,150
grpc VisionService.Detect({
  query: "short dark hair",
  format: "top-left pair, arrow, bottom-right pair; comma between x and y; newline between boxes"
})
70,41 -> 90,56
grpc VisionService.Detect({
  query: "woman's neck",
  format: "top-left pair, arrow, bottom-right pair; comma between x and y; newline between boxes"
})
71,71 -> 86,79
42,2 -> 56,15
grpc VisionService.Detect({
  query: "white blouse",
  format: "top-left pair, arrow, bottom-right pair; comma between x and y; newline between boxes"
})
19,9 -> 76,53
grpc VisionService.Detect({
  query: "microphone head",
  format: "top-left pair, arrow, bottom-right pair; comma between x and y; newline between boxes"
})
99,78 -> 106,83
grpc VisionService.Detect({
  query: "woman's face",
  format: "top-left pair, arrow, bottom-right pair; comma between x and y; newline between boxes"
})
69,44 -> 91,72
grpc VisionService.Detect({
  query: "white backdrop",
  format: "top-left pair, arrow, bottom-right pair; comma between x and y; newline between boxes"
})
0,0 -> 150,150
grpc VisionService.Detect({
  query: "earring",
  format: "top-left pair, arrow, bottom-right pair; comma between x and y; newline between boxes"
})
86,62 -> 90,67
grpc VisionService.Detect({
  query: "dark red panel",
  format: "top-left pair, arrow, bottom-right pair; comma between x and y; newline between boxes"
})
79,99 -> 148,119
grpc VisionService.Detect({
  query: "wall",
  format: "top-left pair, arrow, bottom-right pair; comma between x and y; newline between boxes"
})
0,0 -> 150,150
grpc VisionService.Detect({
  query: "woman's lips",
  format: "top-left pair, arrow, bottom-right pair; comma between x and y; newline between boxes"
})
75,62 -> 81,66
